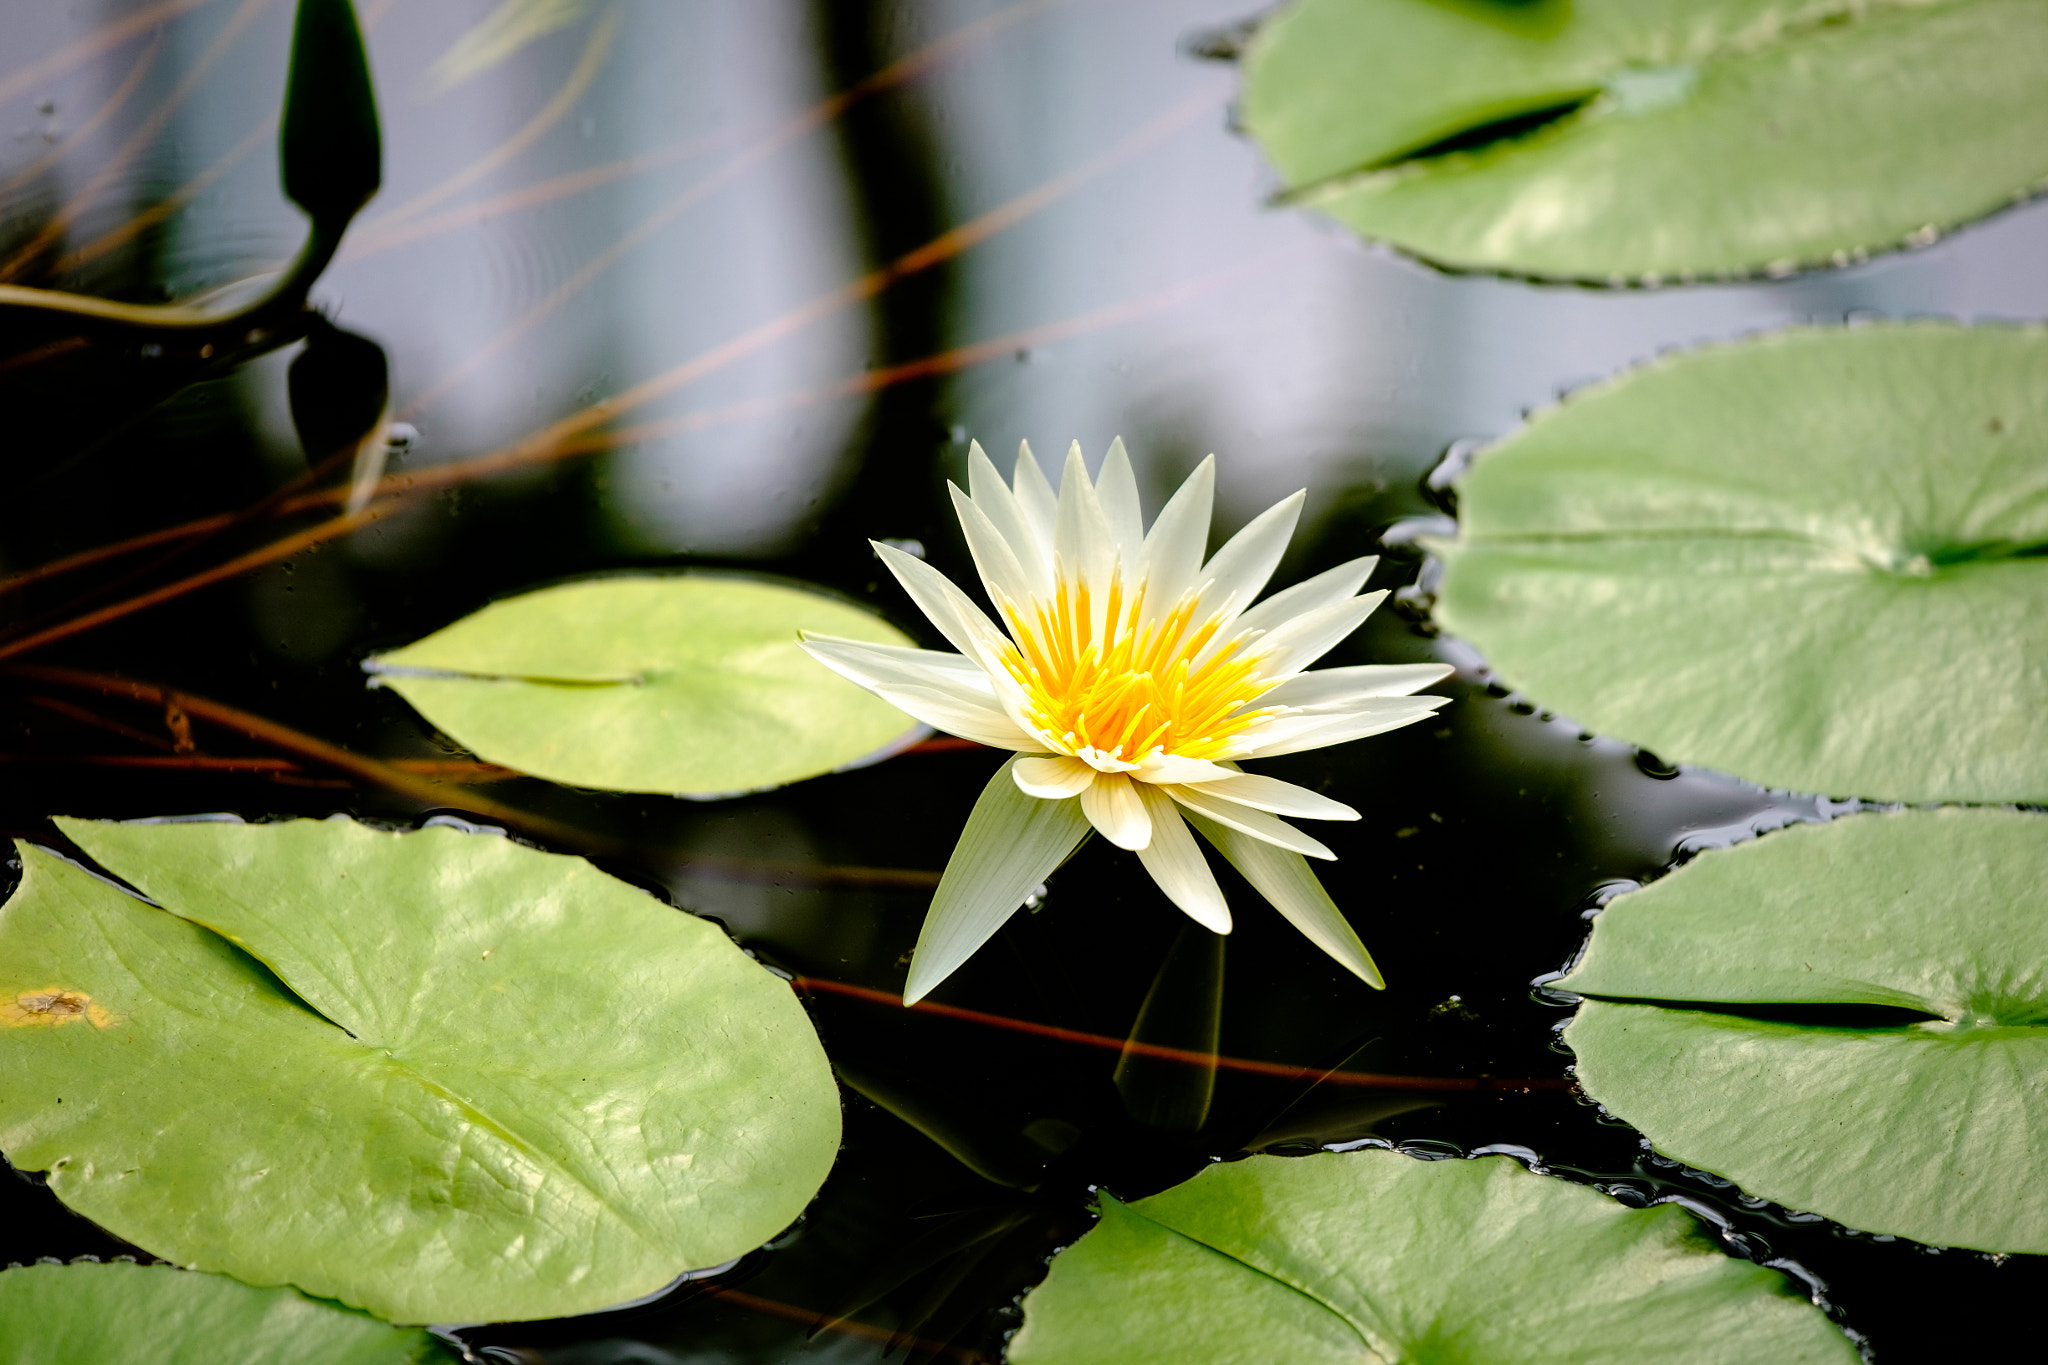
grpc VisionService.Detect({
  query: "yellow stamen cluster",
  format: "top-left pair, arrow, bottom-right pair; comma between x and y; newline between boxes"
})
998,570 -> 1277,762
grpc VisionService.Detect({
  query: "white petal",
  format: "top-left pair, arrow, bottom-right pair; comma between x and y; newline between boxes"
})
863,683 -> 1037,750
906,758 -> 1092,1003
1181,771 -> 1358,822
1260,663 -> 1455,710
1227,557 -> 1378,643
803,637 -> 1030,748
950,484 -> 1037,614
797,634 -> 994,694
1079,771 -> 1151,850
1185,813 -> 1382,988
1163,784 -> 1333,859
1231,697 -> 1448,758
873,541 -> 1013,672
967,441 -> 1051,593
1132,784 -> 1230,933
1245,591 -> 1388,676
1053,440 -> 1118,597
1198,490 -> 1304,625
1095,436 -> 1145,548
1012,440 -> 1059,553
1014,754 -> 1098,799
1138,455 -> 1214,623
1131,752 -> 1236,785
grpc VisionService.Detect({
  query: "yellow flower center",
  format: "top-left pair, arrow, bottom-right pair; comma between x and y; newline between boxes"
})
998,571 -> 1278,762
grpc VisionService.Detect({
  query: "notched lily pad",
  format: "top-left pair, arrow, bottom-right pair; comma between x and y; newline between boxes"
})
1009,1150 -> 1857,1363
1563,808 -> 2048,1254
0,1261 -> 455,1365
1242,0 -> 2048,281
366,574 -> 920,795
0,817 -> 842,1324
1435,323 -> 2048,803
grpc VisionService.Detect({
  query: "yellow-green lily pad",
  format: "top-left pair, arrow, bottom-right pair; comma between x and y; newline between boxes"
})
367,575 -> 918,795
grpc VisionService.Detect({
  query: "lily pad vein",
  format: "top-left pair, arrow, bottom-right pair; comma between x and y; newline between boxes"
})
1117,1197 -> 1389,1361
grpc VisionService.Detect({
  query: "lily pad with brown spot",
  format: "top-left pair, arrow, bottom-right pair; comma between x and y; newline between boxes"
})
0,817 -> 842,1324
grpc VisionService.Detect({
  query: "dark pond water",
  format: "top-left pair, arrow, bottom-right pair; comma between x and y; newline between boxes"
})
4,2 -> 2047,1360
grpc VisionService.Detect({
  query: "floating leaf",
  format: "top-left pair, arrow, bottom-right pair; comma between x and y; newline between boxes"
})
1434,323 -> 2048,802
1562,808 -> 2048,1255
1240,0 -> 2048,281
1009,1150 -> 1857,1363
0,817 -> 841,1324
367,575 -> 920,795
0,1262 -> 454,1365
281,0 -> 382,230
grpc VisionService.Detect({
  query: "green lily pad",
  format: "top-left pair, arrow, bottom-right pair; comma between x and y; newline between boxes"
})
1009,1150 -> 1857,1363
0,1262 -> 454,1365
1241,0 -> 2048,281
1562,808 -> 2048,1254
366,575 -> 918,795
1434,323 -> 2048,802
0,817 -> 841,1324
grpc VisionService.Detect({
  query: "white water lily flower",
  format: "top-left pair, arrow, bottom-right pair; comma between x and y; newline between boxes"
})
802,439 -> 1451,1002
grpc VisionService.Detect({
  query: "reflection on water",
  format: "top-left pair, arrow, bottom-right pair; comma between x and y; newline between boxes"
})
3,1 -> 2046,1359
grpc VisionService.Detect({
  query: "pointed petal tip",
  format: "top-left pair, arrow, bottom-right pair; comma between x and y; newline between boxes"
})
1177,901 -> 1233,934
902,943 -> 956,1004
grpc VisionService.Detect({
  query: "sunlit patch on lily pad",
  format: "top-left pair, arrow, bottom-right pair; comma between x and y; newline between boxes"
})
1435,323 -> 2048,802
366,574 -> 921,796
1009,1150 -> 1858,1363
0,816 -> 841,1324
0,1261 -> 456,1365
1241,0 -> 2048,281
1563,807 -> 2048,1255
